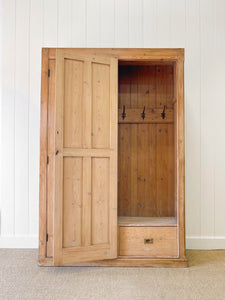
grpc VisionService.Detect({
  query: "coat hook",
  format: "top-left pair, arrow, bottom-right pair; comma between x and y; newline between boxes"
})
122,105 -> 126,120
141,106 -> 146,119
161,105 -> 166,119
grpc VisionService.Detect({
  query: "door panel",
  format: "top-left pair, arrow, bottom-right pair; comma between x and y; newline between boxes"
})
91,158 -> 109,245
64,59 -> 84,148
63,157 -> 83,248
54,50 -> 118,265
92,63 -> 110,149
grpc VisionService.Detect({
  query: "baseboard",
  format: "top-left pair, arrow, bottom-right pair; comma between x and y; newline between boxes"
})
186,236 -> 225,249
0,236 -> 224,249
0,236 -> 38,248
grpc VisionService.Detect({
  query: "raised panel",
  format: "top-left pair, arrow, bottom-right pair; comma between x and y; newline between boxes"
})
92,63 -> 110,149
91,158 -> 109,245
63,157 -> 83,248
64,59 -> 84,148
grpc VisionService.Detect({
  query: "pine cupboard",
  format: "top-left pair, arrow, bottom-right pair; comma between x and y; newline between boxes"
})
39,48 -> 187,267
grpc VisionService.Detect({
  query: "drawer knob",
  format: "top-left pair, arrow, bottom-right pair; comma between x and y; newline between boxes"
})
144,238 -> 154,244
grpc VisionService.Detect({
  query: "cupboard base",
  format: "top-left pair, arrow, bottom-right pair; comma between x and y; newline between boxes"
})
39,256 -> 188,268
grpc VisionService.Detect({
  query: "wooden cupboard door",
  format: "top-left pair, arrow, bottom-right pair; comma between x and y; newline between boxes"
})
54,50 -> 118,265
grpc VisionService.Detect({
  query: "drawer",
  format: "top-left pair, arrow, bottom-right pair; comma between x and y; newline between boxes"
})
119,227 -> 178,257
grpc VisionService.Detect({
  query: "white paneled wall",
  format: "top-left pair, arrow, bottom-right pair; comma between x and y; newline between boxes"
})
1,0 -> 225,249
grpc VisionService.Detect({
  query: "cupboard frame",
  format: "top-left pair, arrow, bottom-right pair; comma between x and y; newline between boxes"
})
39,48 -> 187,267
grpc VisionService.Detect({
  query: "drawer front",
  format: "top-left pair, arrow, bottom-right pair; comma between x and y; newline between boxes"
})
119,227 -> 178,257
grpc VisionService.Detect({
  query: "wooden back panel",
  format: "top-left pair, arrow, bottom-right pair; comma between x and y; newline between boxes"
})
118,65 -> 175,217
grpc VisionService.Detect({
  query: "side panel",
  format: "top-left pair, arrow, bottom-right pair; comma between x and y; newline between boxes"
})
46,59 -> 56,257
39,49 -> 49,260
176,58 -> 186,258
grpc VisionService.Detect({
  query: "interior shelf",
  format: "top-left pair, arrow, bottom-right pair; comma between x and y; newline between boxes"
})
118,216 -> 177,227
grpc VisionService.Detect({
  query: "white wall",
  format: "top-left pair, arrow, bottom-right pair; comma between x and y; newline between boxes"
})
1,0 -> 225,249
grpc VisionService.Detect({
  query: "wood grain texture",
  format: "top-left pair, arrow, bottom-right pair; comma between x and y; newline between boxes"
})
54,49 -> 64,265
53,50 -> 118,265
3,0 -> 222,256
118,108 -> 174,123
130,125 -> 138,215
64,59 -> 83,148
119,227 -> 178,257
118,65 -> 131,215
91,158 -> 109,245
174,101 -> 178,219
83,61 -> 92,149
156,124 -> 168,216
109,57 -> 118,258
168,123 -> 175,216
130,67 -> 138,216
48,48 -> 184,61
39,49 -> 49,260
92,63 -> 110,149
63,157 -> 82,248
118,124 -> 131,215
39,256 -> 188,267
118,216 -> 177,227
39,48 -> 186,266
149,124 -> 157,216
118,64 -> 175,218
176,58 -> 186,258
46,59 -> 55,257
82,157 -> 91,247
137,124 -> 149,216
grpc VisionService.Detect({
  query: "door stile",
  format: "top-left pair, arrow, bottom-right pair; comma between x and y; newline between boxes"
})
109,58 -> 118,258
54,50 -> 65,265
82,157 -> 91,247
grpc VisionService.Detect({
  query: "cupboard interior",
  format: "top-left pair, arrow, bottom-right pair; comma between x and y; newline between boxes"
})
117,62 -> 177,227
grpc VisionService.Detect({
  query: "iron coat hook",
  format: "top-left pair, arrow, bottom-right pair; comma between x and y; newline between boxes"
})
161,105 -> 166,119
122,105 -> 126,120
141,106 -> 146,119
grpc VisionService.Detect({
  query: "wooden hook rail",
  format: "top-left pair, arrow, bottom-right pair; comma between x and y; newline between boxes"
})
118,108 -> 174,124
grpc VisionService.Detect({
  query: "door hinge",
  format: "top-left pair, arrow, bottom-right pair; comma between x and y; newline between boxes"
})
46,233 -> 48,242
48,69 -> 50,77
47,155 -> 49,164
